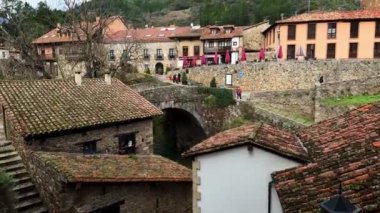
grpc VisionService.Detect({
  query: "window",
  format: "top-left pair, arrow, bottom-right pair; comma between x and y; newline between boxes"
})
374,42 -> 380,58
169,48 -> 175,59
327,23 -> 337,39
143,49 -> 149,56
306,44 -> 315,59
183,46 -> 188,56
211,29 -> 217,35
122,50 -> 129,59
2,52 -> 5,58
156,49 -> 162,56
117,133 -> 136,155
349,43 -> 358,58
287,45 -> 296,59
109,50 -> 115,61
208,41 -> 214,48
376,21 -> 380,38
287,24 -> 296,40
307,23 -> 316,39
77,141 -> 97,154
272,29 -> 275,43
326,43 -> 336,59
350,22 -> 359,38
194,46 -> 200,57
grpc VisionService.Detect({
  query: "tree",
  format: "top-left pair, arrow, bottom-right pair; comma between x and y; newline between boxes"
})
181,72 -> 188,85
210,77 -> 217,87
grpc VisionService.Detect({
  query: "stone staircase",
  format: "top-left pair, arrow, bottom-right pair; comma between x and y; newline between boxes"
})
0,123 -> 47,212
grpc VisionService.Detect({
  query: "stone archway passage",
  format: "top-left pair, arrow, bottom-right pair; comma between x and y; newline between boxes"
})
155,63 -> 164,75
153,108 -> 207,167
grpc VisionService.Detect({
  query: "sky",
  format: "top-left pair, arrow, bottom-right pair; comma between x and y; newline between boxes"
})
23,0 -> 67,10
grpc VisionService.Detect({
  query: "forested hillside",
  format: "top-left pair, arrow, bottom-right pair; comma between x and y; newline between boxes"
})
90,0 -> 361,26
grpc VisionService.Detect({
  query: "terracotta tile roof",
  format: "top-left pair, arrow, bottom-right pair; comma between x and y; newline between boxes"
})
272,103 -> 380,212
277,9 -> 380,24
200,25 -> 243,40
183,123 -> 308,161
34,152 -> 192,182
104,26 -> 193,43
32,27 -> 82,44
0,79 -> 162,138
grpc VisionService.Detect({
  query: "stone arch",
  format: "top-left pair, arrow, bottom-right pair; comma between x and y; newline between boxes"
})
155,62 -> 164,75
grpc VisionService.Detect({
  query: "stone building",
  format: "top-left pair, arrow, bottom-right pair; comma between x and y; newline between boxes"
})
0,75 -> 192,212
32,16 -> 128,78
241,21 -> 271,61
263,9 -> 380,60
103,25 -> 195,74
361,0 -> 380,9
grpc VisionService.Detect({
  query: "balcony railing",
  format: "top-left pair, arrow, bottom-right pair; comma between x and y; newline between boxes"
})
168,54 -> 176,60
155,54 -> 164,60
204,46 -> 232,53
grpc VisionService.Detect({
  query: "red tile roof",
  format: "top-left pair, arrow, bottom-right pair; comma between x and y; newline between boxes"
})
277,9 -> 380,24
272,103 -> 380,212
0,79 -> 162,138
34,152 -> 192,183
104,26 -> 194,43
183,123 -> 308,161
200,25 -> 243,40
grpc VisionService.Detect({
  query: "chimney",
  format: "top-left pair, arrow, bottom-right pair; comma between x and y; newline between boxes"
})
57,23 -> 61,28
75,71 -> 82,86
145,24 -> 148,28
281,13 -> 284,20
191,22 -> 194,28
105,73 -> 111,85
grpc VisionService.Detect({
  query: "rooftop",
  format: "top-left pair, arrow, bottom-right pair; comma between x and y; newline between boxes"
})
183,123 -> 308,161
200,25 -> 243,40
277,9 -> 380,24
0,78 -> 162,138
34,152 -> 192,183
104,26 -> 194,43
272,103 -> 380,212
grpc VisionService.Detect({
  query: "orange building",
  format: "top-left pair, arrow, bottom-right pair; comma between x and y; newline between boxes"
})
263,10 -> 380,60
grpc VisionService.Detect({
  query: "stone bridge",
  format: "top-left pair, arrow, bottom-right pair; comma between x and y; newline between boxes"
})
138,85 -> 235,136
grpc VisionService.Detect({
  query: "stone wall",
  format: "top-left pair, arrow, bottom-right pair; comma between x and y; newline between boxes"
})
29,153 -> 192,213
183,60 -> 380,92
29,119 -> 154,155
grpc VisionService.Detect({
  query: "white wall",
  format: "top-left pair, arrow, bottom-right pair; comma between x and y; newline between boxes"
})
195,146 -> 301,213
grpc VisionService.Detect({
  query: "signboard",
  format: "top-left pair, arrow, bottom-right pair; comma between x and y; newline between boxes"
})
225,74 -> 232,86
239,71 -> 244,79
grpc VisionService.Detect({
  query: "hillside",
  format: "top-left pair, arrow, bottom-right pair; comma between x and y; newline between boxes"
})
89,0 -> 360,27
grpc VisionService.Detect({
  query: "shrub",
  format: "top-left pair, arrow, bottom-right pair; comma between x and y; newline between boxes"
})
210,77 -> 217,88
197,87 -> 235,107
165,67 -> 171,75
181,72 -> 188,85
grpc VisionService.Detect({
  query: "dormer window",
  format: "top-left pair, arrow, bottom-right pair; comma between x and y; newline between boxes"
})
211,29 -> 217,35
225,28 -> 232,34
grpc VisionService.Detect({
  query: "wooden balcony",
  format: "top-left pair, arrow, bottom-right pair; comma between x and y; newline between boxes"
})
204,46 -> 232,53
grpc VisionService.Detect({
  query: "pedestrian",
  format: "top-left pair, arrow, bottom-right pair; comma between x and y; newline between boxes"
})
172,74 -> 177,83
236,87 -> 242,100
177,73 -> 181,84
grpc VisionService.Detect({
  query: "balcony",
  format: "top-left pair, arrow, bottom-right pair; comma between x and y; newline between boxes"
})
155,54 -> 164,60
168,54 -> 177,60
37,54 -> 57,61
204,46 -> 232,53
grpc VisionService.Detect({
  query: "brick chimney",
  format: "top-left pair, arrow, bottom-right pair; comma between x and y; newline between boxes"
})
105,73 -> 111,85
75,71 -> 82,86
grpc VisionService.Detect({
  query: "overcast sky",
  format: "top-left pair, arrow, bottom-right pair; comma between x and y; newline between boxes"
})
23,0 -> 67,10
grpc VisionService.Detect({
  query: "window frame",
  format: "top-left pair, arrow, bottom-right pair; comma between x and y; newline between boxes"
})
169,48 -> 175,59
287,24 -> 296,40
182,46 -> 189,56
376,21 -> 380,38
109,49 -> 115,61
116,132 -> 137,155
306,44 -> 316,59
374,42 -> 380,58
327,23 -> 337,39
76,140 -> 99,154
307,23 -> 316,40
326,43 -> 336,59
350,21 -> 359,39
194,46 -> 200,57
287,44 -> 296,60
349,43 -> 358,58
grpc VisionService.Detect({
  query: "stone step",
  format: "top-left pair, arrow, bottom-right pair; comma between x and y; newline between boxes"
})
0,145 -> 15,154
8,168 -> 28,178
15,197 -> 43,211
12,181 -> 35,192
0,155 -> 22,166
0,141 -> 12,147
19,205 -> 48,213
2,163 -> 24,172
0,151 -> 18,160
13,176 -> 31,184
16,190 -> 39,201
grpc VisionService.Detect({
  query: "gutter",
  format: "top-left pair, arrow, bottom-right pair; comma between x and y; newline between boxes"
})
268,181 -> 273,213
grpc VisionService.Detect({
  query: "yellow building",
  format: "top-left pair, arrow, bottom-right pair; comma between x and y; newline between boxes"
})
362,0 -> 380,9
263,10 -> 380,60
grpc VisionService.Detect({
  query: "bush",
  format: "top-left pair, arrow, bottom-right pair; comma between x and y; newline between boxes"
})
165,67 -> 171,75
181,72 -> 188,85
145,67 -> 151,74
210,77 -> 217,88
197,87 -> 235,107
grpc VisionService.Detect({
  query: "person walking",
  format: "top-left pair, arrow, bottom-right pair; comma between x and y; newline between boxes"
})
236,87 -> 242,100
177,73 -> 181,84
172,74 -> 177,83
